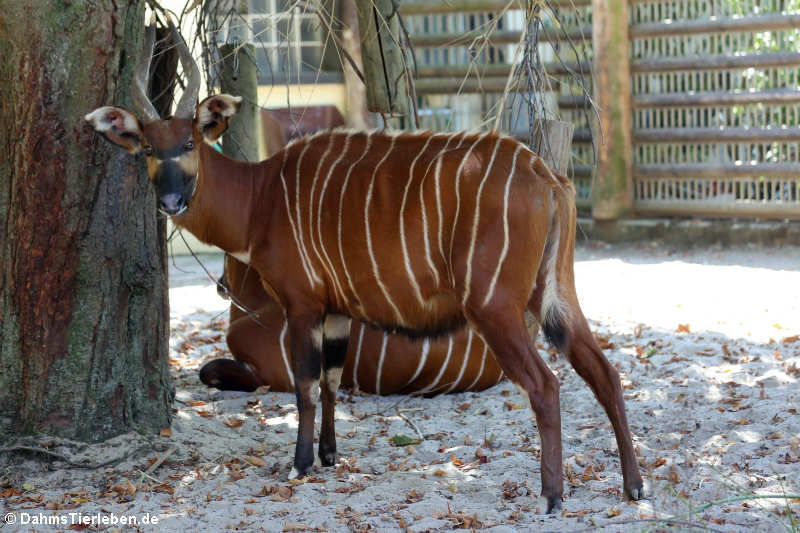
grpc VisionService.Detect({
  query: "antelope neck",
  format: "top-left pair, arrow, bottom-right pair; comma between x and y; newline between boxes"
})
172,144 -> 271,254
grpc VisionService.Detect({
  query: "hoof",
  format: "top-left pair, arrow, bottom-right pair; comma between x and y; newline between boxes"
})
319,450 -> 337,467
625,482 -> 646,501
288,466 -> 310,480
545,496 -> 563,515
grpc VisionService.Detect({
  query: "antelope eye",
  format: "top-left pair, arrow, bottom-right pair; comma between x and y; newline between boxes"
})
143,145 -> 154,156
184,140 -> 195,151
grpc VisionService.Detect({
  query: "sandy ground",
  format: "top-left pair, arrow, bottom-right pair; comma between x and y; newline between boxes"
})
2,241 -> 799,532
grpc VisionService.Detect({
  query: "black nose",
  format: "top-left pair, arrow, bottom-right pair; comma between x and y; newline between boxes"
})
159,193 -> 186,215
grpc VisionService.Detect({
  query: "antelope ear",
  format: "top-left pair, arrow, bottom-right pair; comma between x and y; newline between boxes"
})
195,94 -> 242,143
84,106 -> 144,153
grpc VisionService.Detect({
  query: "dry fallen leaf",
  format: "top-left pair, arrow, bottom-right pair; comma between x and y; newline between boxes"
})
159,427 -> 172,437
244,456 -> 266,467
676,324 -> 691,333
225,418 -> 244,428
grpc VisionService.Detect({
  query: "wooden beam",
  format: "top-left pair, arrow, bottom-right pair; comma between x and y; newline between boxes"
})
591,0 -> 633,220
514,129 -> 592,144
633,127 -> 800,144
399,0 -> 590,15
415,61 -> 591,78
630,13 -> 800,38
633,89 -> 800,108
632,52 -> 800,73
409,26 -> 591,47
636,162 -> 800,179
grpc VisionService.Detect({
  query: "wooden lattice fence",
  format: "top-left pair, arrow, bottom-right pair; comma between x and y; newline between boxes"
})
402,0 -> 800,219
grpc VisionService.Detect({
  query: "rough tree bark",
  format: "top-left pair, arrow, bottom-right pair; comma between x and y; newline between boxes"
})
0,0 -> 172,444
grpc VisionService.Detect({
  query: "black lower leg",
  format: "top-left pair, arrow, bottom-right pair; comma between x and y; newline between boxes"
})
289,320 -> 322,479
319,336 -> 348,466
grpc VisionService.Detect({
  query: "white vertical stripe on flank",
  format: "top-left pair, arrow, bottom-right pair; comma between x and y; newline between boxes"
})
365,135 -> 405,324
307,134 -> 338,297
434,133 -> 467,272
294,139 -> 322,285
482,144 -> 523,307
338,133 -> 374,313
461,136 -> 503,305
403,337 -> 430,388
442,328 -> 474,394
400,134 -> 436,307
375,332 -> 389,395
449,131 -> 491,283
278,321 -> 295,388
496,370 -> 505,385
278,150 -> 316,289
418,132 -> 450,286
316,132 -> 353,306
465,342 -> 488,391
422,335 -> 453,393
352,323 -> 366,391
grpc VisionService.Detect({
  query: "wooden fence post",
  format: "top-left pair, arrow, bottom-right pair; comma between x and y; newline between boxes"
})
219,43 -> 263,161
355,0 -> 410,119
591,0 -> 633,220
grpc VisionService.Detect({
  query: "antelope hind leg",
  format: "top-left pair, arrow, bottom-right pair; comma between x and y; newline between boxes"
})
467,308 -> 564,514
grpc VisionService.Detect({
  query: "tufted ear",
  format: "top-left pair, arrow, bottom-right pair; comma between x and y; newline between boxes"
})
84,106 -> 144,153
195,94 -> 242,144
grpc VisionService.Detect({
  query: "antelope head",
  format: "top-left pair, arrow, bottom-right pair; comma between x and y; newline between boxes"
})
85,23 -> 241,216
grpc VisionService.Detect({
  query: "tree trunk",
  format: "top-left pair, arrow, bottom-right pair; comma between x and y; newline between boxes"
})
341,0 -> 374,129
0,0 -> 172,444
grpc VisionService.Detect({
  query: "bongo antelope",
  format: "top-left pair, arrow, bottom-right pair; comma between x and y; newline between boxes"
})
206,107 -> 504,396
205,254 -> 505,395
85,24 -> 644,513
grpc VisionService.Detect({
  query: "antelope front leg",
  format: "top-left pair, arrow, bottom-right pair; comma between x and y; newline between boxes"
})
318,315 -> 350,466
287,316 -> 323,480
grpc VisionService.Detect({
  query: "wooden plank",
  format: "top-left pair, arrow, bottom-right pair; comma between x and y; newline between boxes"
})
634,201 -> 800,219
514,129 -> 592,144
633,89 -> 800,108
415,77 -> 512,94
636,163 -> 800,179
409,26 -> 591,47
633,127 -> 800,144
632,52 -> 800,72
630,13 -> 800,38
416,61 -> 591,78
399,0 -> 590,15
